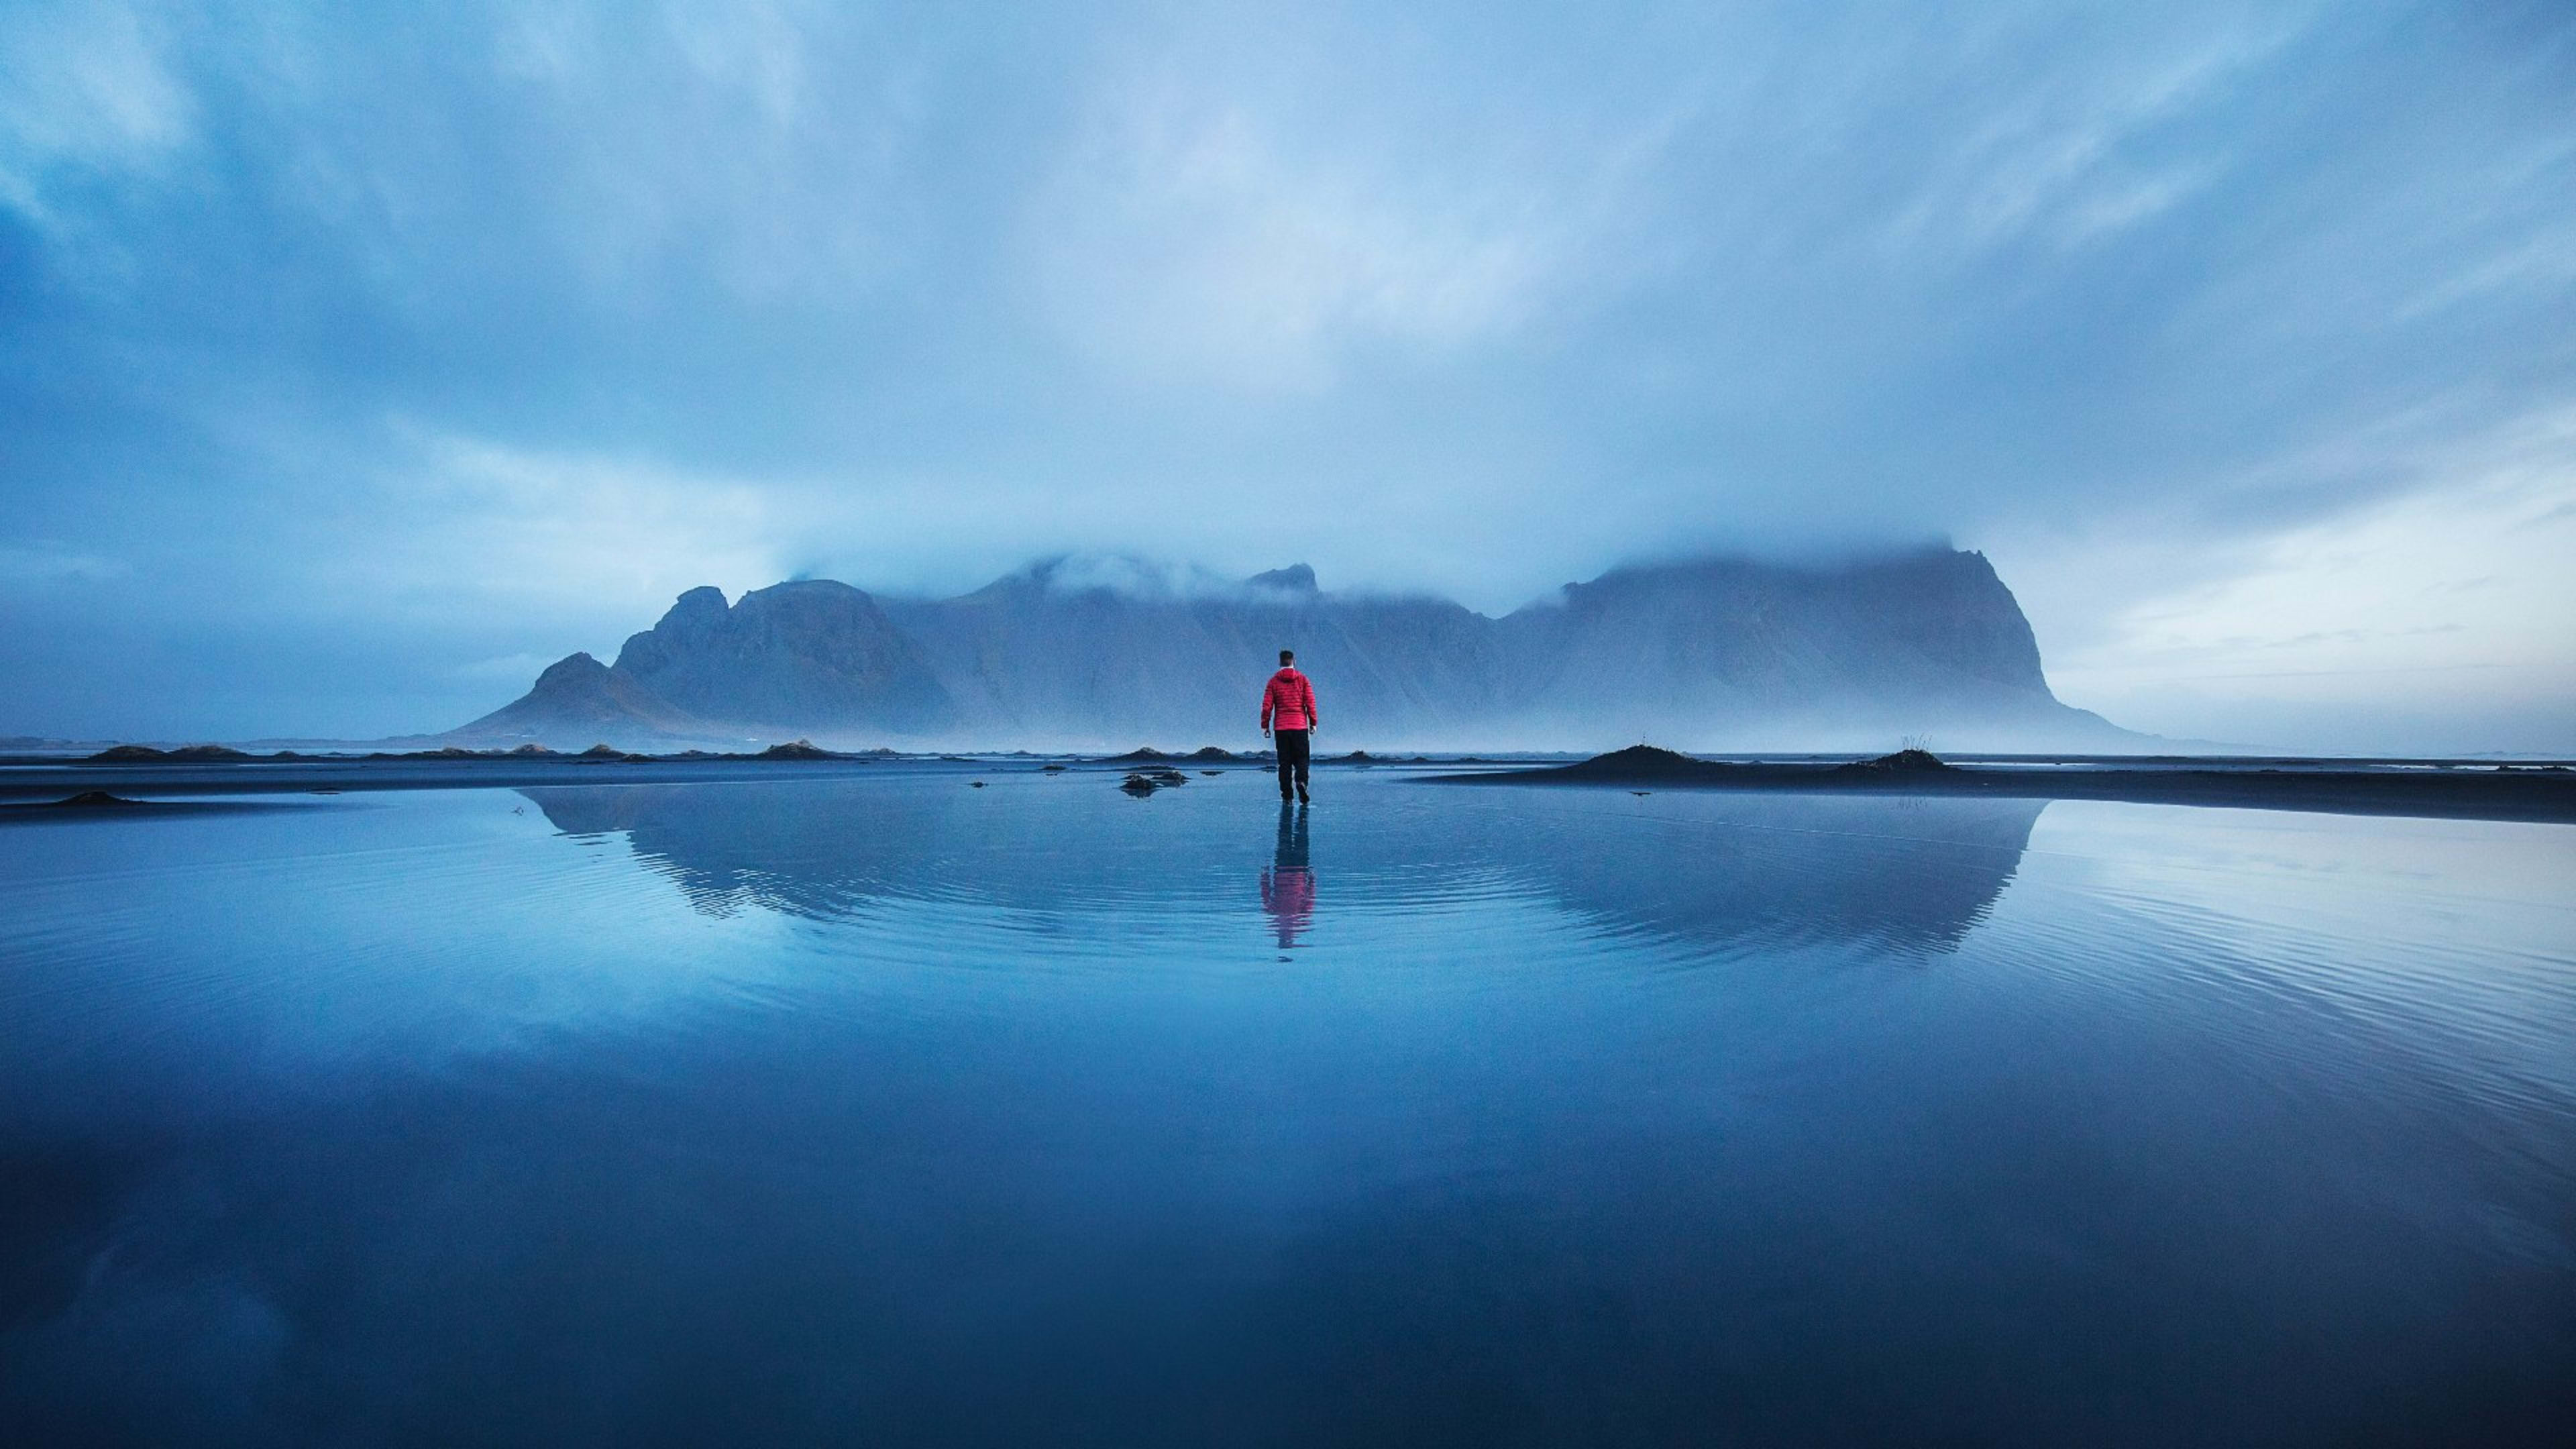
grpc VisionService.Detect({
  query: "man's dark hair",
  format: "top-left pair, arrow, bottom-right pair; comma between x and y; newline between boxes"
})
1279,649 -> 1295,664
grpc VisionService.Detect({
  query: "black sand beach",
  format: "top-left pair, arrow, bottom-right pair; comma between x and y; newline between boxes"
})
1432,745 -> 2576,824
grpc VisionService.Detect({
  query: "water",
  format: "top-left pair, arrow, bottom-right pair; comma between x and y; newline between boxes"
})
3,765 -> 2571,1446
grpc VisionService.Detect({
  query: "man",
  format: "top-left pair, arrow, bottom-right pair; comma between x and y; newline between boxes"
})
1260,649 -> 1319,804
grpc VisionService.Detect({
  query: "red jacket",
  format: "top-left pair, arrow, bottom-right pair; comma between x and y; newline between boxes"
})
1260,667 -> 1318,731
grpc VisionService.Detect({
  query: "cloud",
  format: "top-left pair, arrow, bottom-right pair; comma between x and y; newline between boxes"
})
0,0 -> 193,182
1881,13 -> 2297,256
2035,402 -> 2576,749
0,0 -> 2571,747
1020,17 -> 1667,394
354,429 -> 788,625
0,0 -> 193,297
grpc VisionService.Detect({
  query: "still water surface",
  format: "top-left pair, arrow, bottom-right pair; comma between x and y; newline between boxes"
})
3,767 -> 2571,1446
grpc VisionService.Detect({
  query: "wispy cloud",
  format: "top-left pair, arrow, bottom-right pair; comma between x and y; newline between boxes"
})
364,429 -> 787,623
1022,32 -> 1655,392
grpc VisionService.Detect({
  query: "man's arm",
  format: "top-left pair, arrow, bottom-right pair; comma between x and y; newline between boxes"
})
1303,678 -> 1318,731
1260,680 -> 1274,735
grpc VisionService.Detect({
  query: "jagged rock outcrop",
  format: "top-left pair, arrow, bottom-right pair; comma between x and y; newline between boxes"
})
450,548 -> 2131,750
610,581 -> 955,735
452,584 -> 953,746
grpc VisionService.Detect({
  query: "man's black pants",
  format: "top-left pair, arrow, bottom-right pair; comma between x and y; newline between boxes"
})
1274,729 -> 1311,798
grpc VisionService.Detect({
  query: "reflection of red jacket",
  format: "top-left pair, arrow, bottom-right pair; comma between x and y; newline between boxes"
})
1262,867 -> 1315,948
1260,668 -> 1318,731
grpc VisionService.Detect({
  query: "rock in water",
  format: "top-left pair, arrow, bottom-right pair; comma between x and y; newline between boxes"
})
1836,749 -> 1954,775
757,739 -> 839,760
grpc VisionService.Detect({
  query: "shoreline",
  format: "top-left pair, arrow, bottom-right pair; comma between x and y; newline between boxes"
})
1427,747 -> 2576,825
3,745 -> 2571,826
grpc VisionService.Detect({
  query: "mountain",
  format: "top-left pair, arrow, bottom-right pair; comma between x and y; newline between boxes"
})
449,548 -> 2133,751
1494,551 -> 2074,742
610,581 -> 955,736
452,580 -> 955,746
875,558 -> 1512,747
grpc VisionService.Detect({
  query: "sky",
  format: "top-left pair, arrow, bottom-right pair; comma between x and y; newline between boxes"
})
1,0 -> 2571,752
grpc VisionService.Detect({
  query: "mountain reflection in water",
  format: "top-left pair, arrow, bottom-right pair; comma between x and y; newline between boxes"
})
519,775 -> 2041,959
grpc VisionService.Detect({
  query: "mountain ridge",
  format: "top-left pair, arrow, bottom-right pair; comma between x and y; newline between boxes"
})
449,548 -> 2135,751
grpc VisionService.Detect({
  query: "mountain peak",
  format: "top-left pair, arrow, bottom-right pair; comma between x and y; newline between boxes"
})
1247,564 -> 1318,594
531,651 -> 608,688
656,586 -> 731,635
745,578 -> 871,602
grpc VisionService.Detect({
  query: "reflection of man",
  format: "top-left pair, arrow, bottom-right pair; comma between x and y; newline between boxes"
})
1259,649 -> 1319,805
1260,803 -> 1314,950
